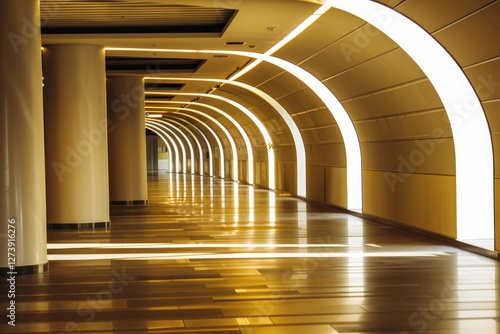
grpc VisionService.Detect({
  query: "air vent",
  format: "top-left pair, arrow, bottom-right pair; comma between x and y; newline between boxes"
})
145,83 -> 185,90
40,1 -> 237,36
225,41 -> 246,45
106,57 -> 205,74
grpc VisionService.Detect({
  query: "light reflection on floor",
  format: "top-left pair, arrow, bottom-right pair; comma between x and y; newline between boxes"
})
1,172 -> 499,334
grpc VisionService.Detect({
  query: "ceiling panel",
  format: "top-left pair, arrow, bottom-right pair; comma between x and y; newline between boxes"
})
40,1 -> 236,35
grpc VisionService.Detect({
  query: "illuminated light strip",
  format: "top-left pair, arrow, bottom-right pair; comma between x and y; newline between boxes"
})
145,77 -> 305,197
148,100 -> 254,184
169,112 -> 226,178
147,121 -> 186,174
154,107 -> 239,181
145,124 -> 174,172
47,250 -> 449,261
145,113 -> 162,118
148,120 -> 194,174
146,91 -> 275,190
327,0 -> 494,239
47,242 -> 370,249
168,115 -> 214,177
157,118 -> 205,176
229,3 -> 332,81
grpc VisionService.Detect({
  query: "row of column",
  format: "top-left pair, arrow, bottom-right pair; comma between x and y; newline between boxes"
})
1,1 -> 147,274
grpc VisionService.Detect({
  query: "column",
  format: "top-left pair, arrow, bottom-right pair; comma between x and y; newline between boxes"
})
43,44 -> 110,229
0,1 -> 48,274
107,76 -> 148,205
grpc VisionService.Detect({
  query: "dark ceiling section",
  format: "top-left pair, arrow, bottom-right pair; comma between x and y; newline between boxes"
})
145,83 -> 185,91
145,95 -> 173,101
106,57 -> 205,74
40,1 -> 237,35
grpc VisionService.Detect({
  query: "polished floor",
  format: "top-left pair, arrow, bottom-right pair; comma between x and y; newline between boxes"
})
2,173 -> 500,333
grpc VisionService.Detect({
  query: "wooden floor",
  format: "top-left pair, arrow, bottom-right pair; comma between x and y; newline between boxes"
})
2,173 -> 500,333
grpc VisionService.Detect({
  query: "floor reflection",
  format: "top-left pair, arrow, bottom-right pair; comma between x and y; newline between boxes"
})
2,172 -> 499,334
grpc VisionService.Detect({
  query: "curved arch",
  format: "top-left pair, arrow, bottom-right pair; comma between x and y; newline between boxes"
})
154,120 -> 196,174
145,91 -> 276,190
148,121 -> 187,174
145,76 -> 306,197
108,48 -> 361,210
159,118 -> 205,176
166,113 -> 226,178
147,100 -> 254,185
155,107 -> 239,181
327,0 -> 494,240
145,124 -> 174,172
167,115 -> 215,177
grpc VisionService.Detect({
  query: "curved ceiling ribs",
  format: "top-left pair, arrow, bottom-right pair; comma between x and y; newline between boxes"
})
147,99 -> 255,185
145,76 -> 307,197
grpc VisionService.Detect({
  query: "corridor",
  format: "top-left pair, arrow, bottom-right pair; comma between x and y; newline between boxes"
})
2,173 -> 500,333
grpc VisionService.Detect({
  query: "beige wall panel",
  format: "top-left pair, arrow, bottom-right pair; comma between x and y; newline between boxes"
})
492,134 -> 500,177
307,165 -> 325,202
465,59 -> 500,101
240,62 -> 286,87
317,126 -> 343,143
484,100 -> 500,133
275,9 -> 365,64
433,12 -> 500,66
283,163 -> 297,195
385,110 -> 452,140
325,167 -> 340,206
260,162 -> 268,188
343,81 -> 443,121
483,2 -> 500,29
438,175 -> 457,238
496,178 -> 500,250
372,171 -> 397,220
302,129 -> 321,145
301,26 -> 398,80
396,174 -> 427,230
397,0 -> 492,32
355,119 -> 394,143
310,143 -> 346,167
309,108 -> 337,124
362,170 -> 374,214
361,139 -> 455,175
322,50 -> 424,100
425,175 -> 442,233
256,72 -> 308,99
275,146 -> 296,162
278,89 -> 327,115
339,167 -> 348,208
